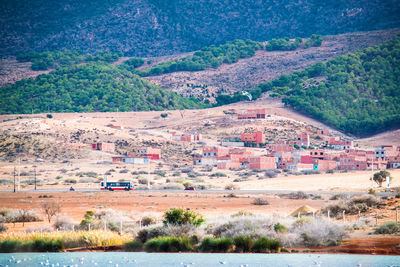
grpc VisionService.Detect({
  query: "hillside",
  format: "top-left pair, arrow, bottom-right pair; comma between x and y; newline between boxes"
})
1,0 -> 400,57
216,34 -> 400,136
145,29 -> 400,100
0,62 -> 206,114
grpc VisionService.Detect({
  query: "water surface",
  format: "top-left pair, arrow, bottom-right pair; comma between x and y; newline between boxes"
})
0,252 -> 399,267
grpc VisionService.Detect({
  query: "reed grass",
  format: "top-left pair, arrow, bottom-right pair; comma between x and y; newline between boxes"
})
0,230 -> 131,252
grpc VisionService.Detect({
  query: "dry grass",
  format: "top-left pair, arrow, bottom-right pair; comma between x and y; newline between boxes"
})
0,230 -> 131,248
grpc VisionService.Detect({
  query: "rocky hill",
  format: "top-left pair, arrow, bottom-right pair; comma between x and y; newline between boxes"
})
1,0 -> 400,57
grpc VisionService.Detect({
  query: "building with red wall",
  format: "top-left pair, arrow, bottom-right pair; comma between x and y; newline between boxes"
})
92,143 -> 115,153
241,131 -> 265,146
314,159 -> 337,171
237,109 -> 266,119
296,133 -> 310,147
249,156 -> 277,170
172,132 -> 202,142
135,147 -> 161,160
375,145 -> 398,159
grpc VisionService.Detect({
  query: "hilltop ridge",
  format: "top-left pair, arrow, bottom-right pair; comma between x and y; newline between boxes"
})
1,0 -> 400,57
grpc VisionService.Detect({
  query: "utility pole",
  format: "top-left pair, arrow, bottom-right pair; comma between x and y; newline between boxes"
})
17,158 -> 21,191
34,166 -> 37,191
13,167 -> 16,193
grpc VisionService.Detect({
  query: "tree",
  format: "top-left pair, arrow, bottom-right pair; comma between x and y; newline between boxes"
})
372,170 -> 392,187
42,202 -> 61,223
163,208 -> 205,226
160,113 -> 168,119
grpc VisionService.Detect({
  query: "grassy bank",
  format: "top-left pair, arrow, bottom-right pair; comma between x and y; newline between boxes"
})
0,230 -> 130,252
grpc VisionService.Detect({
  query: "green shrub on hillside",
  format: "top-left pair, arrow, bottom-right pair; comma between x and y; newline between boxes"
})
0,62 -> 206,114
137,39 -> 263,76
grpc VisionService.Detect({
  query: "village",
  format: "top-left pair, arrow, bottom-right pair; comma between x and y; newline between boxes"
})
88,108 -> 400,181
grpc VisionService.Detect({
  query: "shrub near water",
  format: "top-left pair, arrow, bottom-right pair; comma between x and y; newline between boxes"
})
0,238 -> 63,252
233,235 -> 253,252
198,237 -> 233,252
124,239 -> 143,251
252,237 -> 281,253
0,230 -> 130,251
144,236 -> 194,252
374,222 -> 400,234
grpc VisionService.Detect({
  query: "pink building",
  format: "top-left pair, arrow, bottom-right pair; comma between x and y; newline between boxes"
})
317,130 -> 329,136
267,144 -> 293,152
172,132 -> 202,142
237,109 -> 266,119
296,133 -> 310,147
249,156 -> 277,170
202,147 -> 229,158
314,159 -> 337,171
330,140 -> 354,150
375,145 -> 398,159
241,131 -> 265,145
92,143 -> 115,153
135,147 -> 161,160
338,155 -> 367,170
308,149 -> 325,160
301,155 -> 313,164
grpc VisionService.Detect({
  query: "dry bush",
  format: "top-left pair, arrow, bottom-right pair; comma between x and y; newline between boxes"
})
321,195 -> 380,218
231,210 -> 254,217
374,222 -> 400,234
42,202 -> 61,223
25,226 -> 53,233
293,218 -> 348,247
209,215 -> 277,239
225,184 -> 239,190
138,178 -> 148,184
286,191 -> 310,199
142,216 -> 156,227
252,198 -> 270,205
329,194 -> 350,200
0,223 -> 7,233
162,224 -> 201,237
54,216 -> 75,231
5,209 -> 42,226
157,183 -> 184,190
263,170 -> 277,179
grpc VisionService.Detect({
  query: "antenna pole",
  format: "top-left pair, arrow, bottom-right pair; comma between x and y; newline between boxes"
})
13,167 -> 16,193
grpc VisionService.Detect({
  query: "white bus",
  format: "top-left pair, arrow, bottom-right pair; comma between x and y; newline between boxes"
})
101,181 -> 134,191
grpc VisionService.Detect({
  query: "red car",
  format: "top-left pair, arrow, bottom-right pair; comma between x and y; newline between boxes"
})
184,186 -> 195,191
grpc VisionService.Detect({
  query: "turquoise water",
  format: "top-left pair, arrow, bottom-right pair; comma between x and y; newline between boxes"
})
0,252 -> 399,267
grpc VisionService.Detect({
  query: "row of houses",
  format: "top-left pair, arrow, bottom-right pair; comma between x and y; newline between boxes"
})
193,145 -> 400,171
193,147 -> 277,170
220,131 -> 310,148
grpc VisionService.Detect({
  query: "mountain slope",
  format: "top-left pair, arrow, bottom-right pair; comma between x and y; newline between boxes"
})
0,63 -> 206,114
144,29 -> 400,100
1,0 -> 400,57
216,34 -> 400,136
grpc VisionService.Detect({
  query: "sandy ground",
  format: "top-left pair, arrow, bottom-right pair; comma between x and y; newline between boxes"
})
0,99 -> 399,194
